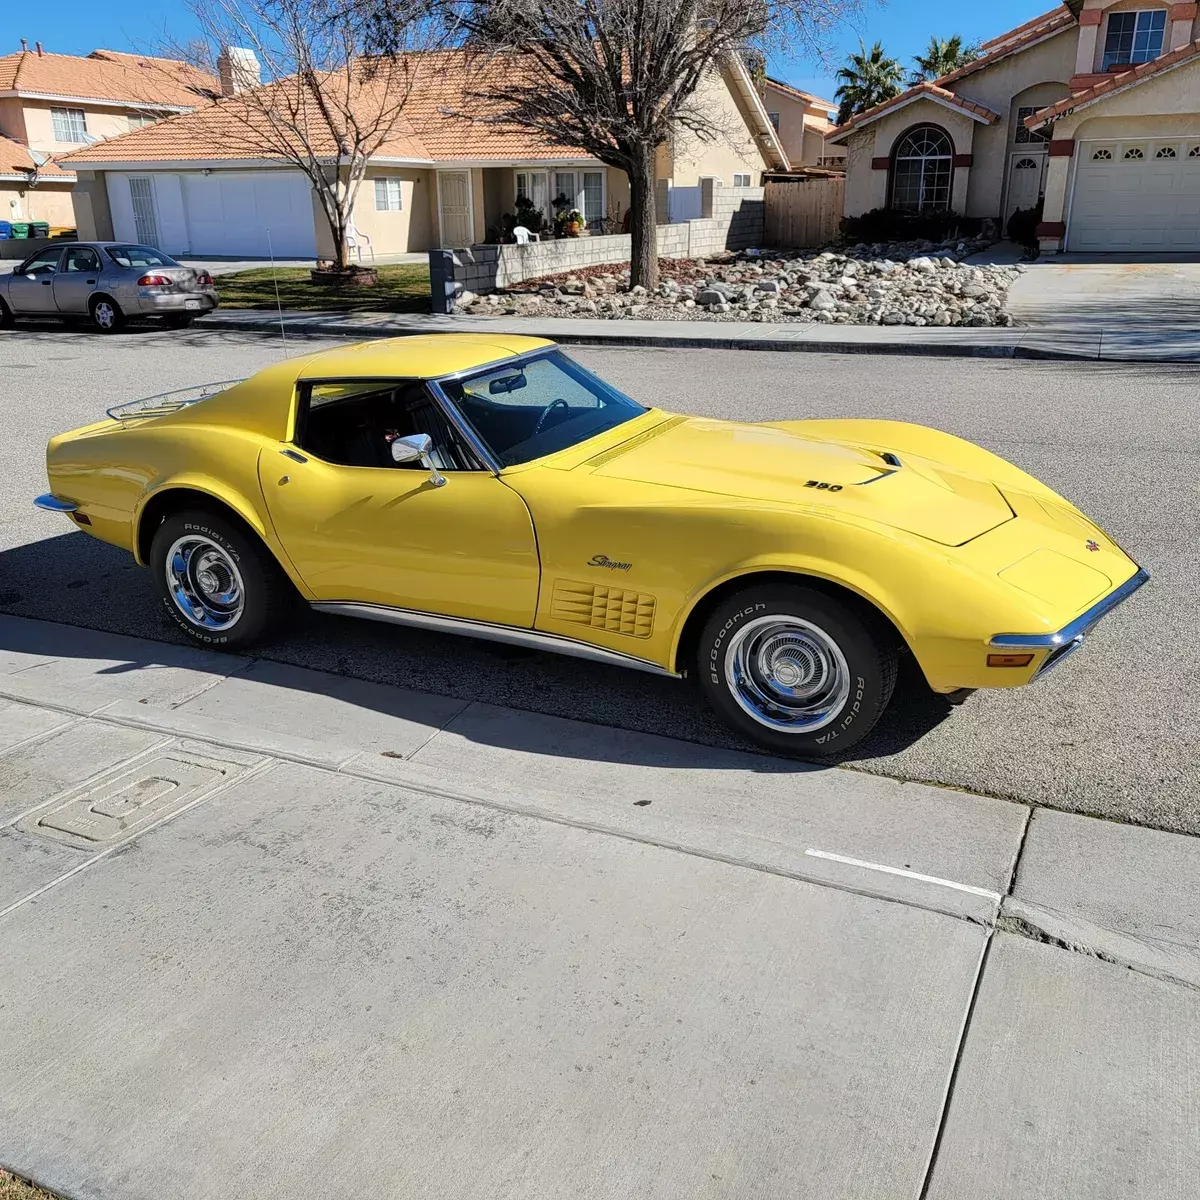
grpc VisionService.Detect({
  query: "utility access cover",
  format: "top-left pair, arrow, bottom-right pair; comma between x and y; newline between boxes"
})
21,752 -> 232,850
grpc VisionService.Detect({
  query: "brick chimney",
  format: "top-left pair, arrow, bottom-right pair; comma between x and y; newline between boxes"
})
217,46 -> 261,96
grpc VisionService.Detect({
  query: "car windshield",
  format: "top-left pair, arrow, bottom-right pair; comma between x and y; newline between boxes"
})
105,244 -> 177,268
440,351 -> 646,467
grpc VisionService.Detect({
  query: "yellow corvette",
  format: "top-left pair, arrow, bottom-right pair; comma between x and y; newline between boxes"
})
36,334 -> 1147,755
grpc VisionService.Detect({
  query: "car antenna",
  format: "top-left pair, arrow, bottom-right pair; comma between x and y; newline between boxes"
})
266,227 -> 286,349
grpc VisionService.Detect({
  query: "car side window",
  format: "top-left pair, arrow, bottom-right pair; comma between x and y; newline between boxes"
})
22,248 -> 63,275
65,247 -> 101,273
297,379 -> 480,472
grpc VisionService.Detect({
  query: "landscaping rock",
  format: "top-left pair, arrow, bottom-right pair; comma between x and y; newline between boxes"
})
466,236 -> 1019,327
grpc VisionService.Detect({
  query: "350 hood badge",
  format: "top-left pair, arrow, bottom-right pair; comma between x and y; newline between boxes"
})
589,554 -> 633,572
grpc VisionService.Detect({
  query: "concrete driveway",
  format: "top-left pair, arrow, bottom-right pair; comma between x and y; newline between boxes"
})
1006,254 -> 1200,358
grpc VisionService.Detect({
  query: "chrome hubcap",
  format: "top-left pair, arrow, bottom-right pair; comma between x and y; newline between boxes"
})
95,303 -> 114,327
725,615 -> 851,732
164,536 -> 244,630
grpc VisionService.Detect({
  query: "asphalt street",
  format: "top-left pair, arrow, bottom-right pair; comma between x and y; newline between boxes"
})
0,326 -> 1195,831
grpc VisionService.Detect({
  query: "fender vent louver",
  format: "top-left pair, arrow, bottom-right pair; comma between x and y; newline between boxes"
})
551,581 -> 656,638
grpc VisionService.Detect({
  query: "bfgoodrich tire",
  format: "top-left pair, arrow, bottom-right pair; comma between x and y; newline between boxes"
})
696,584 -> 898,757
150,509 -> 291,649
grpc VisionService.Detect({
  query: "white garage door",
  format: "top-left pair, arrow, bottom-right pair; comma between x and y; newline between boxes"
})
181,172 -> 318,257
1069,138 -> 1200,252
107,171 -> 318,258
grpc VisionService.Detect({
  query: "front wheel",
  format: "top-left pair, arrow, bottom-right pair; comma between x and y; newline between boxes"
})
90,296 -> 124,333
149,509 -> 292,649
0,298 -> 13,328
695,584 -> 898,757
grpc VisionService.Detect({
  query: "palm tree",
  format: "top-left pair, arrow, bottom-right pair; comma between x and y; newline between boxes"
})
834,42 -> 905,126
909,35 -> 980,85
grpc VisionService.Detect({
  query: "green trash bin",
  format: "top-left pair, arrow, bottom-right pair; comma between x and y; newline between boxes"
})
9,222 -> 30,239
28,222 -> 49,238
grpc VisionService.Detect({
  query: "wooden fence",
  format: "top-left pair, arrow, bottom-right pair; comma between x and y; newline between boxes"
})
763,176 -> 845,249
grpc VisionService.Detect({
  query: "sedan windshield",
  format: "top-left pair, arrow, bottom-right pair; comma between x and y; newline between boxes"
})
439,351 -> 646,467
105,244 -> 178,268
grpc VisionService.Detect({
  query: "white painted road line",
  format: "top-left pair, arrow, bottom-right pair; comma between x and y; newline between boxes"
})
805,848 -> 1003,901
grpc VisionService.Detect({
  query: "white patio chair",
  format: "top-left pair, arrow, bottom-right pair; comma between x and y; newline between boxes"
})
513,226 -> 540,244
346,223 -> 375,263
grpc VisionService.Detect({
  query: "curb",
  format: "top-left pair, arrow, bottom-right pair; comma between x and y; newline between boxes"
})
196,313 -> 1104,362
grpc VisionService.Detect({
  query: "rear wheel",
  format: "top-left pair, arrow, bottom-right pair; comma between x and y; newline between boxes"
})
89,296 -> 124,333
695,584 -> 898,757
149,509 -> 292,649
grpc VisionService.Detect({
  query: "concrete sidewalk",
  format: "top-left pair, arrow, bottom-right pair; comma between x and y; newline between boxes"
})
197,304 -> 1200,361
2,614 -> 1199,1199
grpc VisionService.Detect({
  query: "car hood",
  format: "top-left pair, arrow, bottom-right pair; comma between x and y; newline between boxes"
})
587,416 -> 1014,546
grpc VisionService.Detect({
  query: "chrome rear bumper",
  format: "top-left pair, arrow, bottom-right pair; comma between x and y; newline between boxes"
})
989,567 -> 1150,677
33,493 -> 77,513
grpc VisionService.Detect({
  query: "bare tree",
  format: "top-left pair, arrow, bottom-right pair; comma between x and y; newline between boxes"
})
158,0 -> 434,271
364,0 -> 854,288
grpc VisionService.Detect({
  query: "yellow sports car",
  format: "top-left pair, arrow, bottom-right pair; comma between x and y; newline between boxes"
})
35,334 -> 1147,755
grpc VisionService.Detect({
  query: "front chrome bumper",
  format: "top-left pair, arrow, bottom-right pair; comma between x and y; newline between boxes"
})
989,566 -> 1150,677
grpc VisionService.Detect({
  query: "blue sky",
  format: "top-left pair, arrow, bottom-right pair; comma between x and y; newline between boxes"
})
8,0 -> 1054,106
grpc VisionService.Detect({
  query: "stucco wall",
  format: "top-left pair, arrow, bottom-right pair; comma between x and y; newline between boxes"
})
0,98 -> 28,144
346,167 -> 433,255
763,88 -> 813,166
1054,63 -> 1200,137
70,170 -> 114,240
20,101 -> 170,153
668,68 -> 767,186
0,181 -> 76,227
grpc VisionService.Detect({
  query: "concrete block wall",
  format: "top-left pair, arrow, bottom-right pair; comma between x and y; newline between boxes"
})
430,187 -> 764,305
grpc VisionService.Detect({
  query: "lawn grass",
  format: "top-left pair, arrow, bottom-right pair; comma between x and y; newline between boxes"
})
215,263 -> 431,312
1,1169 -> 60,1200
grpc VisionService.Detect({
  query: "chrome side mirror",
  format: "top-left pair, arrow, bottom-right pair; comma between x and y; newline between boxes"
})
392,432 -> 447,487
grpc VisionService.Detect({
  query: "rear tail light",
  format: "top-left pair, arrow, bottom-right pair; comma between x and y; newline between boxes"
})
195,271 -> 214,286
137,273 -> 172,286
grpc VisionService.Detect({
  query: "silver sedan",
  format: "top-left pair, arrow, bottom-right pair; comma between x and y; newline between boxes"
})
0,241 -> 219,332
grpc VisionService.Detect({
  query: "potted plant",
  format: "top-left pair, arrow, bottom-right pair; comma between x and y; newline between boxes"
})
564,209 -> 584,237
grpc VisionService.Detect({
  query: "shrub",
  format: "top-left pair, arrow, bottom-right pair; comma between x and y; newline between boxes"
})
840,207 -> 984,244
1006,198 -> 1044,253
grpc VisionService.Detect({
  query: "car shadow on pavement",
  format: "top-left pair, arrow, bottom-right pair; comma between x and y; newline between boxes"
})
0,532 -> 957,770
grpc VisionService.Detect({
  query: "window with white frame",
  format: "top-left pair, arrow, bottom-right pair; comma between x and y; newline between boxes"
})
732,173 -> 752,187
1102,10 -> 1166,70
767,111 -> 781,132
581,171 -> 604,223
516,169 -> 605,224
51,107 -> 88,143
127,113 -> 157,130
1014,106 -> 1050,145
374,177 -> 403,211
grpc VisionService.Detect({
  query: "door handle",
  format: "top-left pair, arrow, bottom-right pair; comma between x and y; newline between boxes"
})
86,279 -> 96,284
280,449 -> 308,463
41,280 -> 52,286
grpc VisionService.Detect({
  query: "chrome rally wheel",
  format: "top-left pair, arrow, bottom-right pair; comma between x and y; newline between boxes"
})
725,615 -> 852,732
696,584 -> 898,757
150,510 -> 290,649
164,535 -> 245,631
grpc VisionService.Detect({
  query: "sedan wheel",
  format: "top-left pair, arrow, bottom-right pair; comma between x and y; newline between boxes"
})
696,584 -> 898,756
90,297 -> 124,333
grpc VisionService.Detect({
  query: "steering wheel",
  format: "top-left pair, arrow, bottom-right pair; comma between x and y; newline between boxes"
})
534,397 -> 570,435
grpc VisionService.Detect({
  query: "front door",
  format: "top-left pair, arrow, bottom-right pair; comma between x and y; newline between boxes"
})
437,171 -> 473,248
1005,153 -> 1047,221
52,245 -> 103,314
6,247 -> 64,313
259,378 -> 540,626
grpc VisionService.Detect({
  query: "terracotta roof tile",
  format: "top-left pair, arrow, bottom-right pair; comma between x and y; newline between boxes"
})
829,82 -> 1000,142
1028,38 -> 1200,127
764,77 -> 837,113
930,9 -> 1075,90
62,51 -> 602,166
0,133 -> 75,177
0,47 -> 216,108
979,5 -> 1073,51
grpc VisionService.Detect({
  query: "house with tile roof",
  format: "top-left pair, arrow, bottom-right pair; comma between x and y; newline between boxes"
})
828,1 -> 1200,253
761,78 -> 845,166
59,50 -> 786,259
0,41 -> 216,230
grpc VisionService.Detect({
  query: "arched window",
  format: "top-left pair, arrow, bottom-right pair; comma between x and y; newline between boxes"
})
1014,157 -> 1040,170
1156,146 -> 1176,158
1124,146 -> 1144,160
1092,148 -> 1113,160
891,126 -> 954,212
